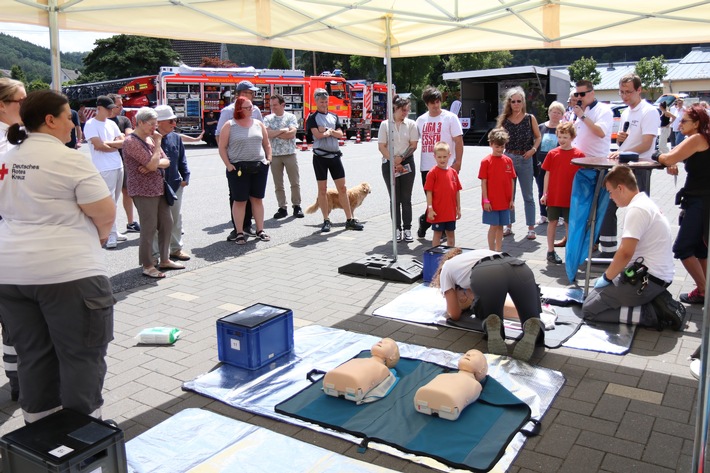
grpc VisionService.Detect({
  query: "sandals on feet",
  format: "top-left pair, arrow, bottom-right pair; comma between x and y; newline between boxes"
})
159,261 -> 185,270
235,232 -> 247,245
256,230 -> 271,242
502,226 -> 513,237
142,267 -> 166,279
526,230 -> 537,240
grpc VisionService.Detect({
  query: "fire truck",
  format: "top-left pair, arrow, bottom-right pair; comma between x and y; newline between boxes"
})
156,65 -> 351,137
346,80 -> 390,138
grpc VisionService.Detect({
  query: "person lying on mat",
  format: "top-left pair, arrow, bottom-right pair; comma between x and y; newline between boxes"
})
414,349 -> 487,420
430,248 -> 543,362
323,337 -> 400,403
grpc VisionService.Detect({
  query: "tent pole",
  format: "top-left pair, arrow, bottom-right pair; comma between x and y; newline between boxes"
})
385,16 -> 397,262
691,214 -> 710,471
48,0 -> 62,91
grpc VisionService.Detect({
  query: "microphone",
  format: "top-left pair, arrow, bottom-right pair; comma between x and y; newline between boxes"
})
623,122 -> 630,132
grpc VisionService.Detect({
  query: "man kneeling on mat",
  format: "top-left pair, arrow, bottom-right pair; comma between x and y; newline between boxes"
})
430,248 -> 543,362
582,165 -> 686,331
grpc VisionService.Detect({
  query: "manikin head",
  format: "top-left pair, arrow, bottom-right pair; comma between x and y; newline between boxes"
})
371,338 -> 400,368
458,349 -> 488,382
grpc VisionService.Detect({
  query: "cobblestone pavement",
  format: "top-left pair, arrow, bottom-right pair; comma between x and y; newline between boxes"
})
0,143 -> 705,472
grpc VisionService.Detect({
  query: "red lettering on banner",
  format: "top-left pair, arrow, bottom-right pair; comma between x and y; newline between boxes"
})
0,163 -> 7,180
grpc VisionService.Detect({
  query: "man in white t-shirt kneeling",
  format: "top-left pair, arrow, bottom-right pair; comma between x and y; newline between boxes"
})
83,95 -> 125,248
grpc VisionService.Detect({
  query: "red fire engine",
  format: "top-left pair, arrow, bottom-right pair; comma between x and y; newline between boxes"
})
346,80 -> 390,138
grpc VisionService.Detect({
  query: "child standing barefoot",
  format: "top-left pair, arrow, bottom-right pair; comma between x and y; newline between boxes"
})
479,129 -> 516,251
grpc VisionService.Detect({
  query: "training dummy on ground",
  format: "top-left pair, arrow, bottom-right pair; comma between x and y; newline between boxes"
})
430,248 -> 543,362
414,349 -> 488,420
323,338 -> 400,403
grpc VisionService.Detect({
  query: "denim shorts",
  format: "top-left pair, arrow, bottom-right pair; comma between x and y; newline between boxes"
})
482,209 -> 511,226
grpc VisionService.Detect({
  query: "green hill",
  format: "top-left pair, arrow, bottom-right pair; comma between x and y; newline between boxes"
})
0,33 -> 86,83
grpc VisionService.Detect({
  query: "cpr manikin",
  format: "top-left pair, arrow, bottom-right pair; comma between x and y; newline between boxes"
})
323,338 -> 400,403
414,349 -> 488,421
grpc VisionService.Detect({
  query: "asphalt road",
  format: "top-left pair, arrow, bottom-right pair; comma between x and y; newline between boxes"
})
91,140 -> 487,293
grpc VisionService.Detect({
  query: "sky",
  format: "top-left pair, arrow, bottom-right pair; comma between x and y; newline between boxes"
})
1,22 -> 114,52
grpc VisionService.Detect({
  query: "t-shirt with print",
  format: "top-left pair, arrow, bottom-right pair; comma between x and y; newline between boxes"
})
423,166 -> 462,223
416,110 -> 462,170
619,100 -> 660,160
306,111 -> 342,155
478,154 -> 516,211
541,147 -> 585,207
84,117 -> 123,172
264,112 -> 298,156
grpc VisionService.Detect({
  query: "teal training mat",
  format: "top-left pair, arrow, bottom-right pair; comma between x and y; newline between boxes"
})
275,352 -> 533,473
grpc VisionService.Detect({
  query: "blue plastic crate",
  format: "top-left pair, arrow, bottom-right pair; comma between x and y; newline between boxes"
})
217,303 -> 294,370
422,246 -> 474,283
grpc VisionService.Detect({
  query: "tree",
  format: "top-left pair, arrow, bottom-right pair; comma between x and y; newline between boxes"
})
568,56 -> 601,85
635,55 -> 668,100
268,48 -> 291,69
27,79 -> 49,92
443,51 -> 513,72
83,35 -> 179,80
10,65 -> 27,84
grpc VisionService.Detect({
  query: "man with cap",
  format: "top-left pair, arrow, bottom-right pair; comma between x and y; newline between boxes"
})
153,105 -> 191,261
307,88 -> 363,232
216,80 -> 263,240
83,95 -> 126,249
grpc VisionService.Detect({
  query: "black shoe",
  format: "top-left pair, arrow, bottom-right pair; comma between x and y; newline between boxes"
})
227,229 -> 238,241
244,226 -> 257,237
651,289 -> 688,331
126,221 -> 141,232
321,219 -> 331,233
273,208 -> 288,219
345,218 -> 364,231
546,251 -> 562,264
417,215 -> 427,238
293,205 -> 304,218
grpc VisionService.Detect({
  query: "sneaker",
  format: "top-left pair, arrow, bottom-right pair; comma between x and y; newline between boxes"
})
680,287 -> 705,304
536,216 -> 548,225
546,251 -> 562,264
417,215 -> 427,238
345,218 -> 364,231
651,289 -> 687,331
396,229 -> 403,242
273,207 -> 288,219
403,229 -> 414,242
244,226 -> 257,237
106,233 -> 117,249
227,230 -> 238,241
557,218 -> 565,227
116,232 -> 128,242
293,206 -> 304,218
321,219 -> 332,233
512,318 -> 543,362
691,359 -> 701,380
484,315 -> 507,356
126,221 -> 141,232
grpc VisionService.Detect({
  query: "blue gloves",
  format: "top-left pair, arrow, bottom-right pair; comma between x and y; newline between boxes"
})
594,274 -> 612,289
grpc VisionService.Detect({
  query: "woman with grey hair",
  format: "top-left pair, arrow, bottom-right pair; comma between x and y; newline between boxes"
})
123,107 -> 184,278
496,87 -> 541,240
535,100 -> 565,225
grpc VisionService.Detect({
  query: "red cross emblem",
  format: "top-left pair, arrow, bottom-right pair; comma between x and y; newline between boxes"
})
0,163 -> 8,180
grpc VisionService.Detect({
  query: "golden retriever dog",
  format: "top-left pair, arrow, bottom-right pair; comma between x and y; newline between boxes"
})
305,182 -> 371,217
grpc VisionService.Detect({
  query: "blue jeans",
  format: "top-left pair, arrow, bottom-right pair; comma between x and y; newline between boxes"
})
509,153 -> 536,227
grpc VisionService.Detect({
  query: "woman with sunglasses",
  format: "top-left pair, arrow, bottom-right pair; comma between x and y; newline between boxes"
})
496,87 -> 541,240
657,104 -> 710,305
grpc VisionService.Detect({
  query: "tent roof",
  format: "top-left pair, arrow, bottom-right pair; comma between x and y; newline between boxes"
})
4,0 -> 710,58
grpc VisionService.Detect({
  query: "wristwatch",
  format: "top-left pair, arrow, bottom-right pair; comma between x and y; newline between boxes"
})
580,114 -> 587,120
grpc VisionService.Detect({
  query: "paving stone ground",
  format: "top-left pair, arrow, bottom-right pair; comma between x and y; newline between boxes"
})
0,146 -> 706,472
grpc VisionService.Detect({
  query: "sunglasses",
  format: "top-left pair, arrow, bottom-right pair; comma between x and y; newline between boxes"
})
510,99 -> 522,104
5,98 -> 25,105
315,93 -> 328,99
573,91 -> 590,97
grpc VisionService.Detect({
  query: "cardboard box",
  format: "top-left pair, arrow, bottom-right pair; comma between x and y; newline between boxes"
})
0,409 -> 127,473
217,303 -> 294,370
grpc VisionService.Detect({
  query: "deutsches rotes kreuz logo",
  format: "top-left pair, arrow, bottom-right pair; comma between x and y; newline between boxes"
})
10,163 -> 39,180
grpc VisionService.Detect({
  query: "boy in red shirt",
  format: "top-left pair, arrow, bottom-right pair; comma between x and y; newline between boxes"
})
425,142 -> 462,247
540,122 -> 585,264
479,128 -> 516,251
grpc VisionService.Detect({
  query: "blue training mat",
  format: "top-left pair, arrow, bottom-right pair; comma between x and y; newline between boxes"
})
276,352 -> 532,473
566,168 -> 610,283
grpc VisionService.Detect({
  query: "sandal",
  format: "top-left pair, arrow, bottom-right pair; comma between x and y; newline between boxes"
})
502,226 -> 513,237
526,230 -> 537,240
234,232 -> 246,245
256,230 -> 271,242
159,261 -> 185,270
142,267 -> 166,279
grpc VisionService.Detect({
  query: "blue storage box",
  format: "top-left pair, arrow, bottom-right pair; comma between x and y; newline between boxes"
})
217,303 -> 294,370
422,246 -> 474,283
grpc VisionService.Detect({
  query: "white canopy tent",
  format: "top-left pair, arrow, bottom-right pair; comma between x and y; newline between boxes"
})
4,1 -> 710,470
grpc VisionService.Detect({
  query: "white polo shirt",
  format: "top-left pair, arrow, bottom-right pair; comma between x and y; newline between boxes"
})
619,100 -> 660,161
573,101 -> 613,158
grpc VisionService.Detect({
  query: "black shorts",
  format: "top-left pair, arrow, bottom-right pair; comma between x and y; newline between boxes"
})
225,162 -> 269,201
312,153 -> 345,181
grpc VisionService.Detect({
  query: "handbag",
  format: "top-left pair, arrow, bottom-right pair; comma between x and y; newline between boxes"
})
162,171 -> 177,206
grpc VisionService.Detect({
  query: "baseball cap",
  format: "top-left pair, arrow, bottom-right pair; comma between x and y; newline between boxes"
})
96,95 -> 117,109
236,80 -> 259,92
155,105 -> 177,121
